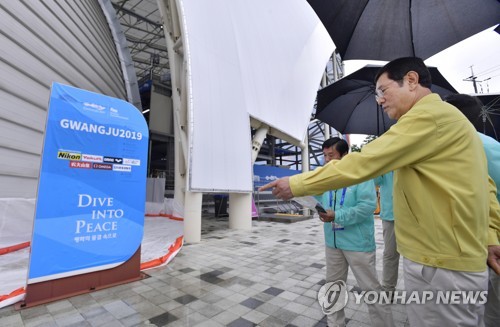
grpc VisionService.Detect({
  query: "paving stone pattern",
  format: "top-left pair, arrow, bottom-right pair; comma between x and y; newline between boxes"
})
0,215 -> 409,326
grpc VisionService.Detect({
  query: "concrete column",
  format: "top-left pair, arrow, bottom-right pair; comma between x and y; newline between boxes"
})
302,134 -> 310,173
183,191 -> 202,243
301,133 -> 311,216
251,125 -> 269,163
333,53 -> 339,82
321,70 -> 331,143
228,193 -> 252,230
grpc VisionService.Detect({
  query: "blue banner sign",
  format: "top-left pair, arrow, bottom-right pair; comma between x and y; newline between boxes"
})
28,83 -> 149,283
253,165 -> 300,190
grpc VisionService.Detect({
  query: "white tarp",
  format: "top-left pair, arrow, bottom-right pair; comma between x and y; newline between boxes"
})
0,198 -> 183,308
180,0 -> 334,192
0,199 -> 35,250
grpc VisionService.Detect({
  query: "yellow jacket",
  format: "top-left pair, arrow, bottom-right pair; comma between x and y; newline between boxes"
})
290,94 -> 500,272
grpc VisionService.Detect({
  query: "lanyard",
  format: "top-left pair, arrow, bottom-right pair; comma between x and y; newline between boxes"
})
330,188 -> 347,211
330,188 -> 347,232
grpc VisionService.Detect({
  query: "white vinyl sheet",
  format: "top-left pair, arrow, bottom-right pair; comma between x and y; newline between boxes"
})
180,0 -> 334,192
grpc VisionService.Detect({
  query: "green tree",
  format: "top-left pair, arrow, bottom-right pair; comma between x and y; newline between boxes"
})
351,144 -> 362,152
351,135 -> 377,152
362,135 -> 378,146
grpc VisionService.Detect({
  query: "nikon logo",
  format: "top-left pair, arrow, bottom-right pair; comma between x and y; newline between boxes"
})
58,151 -> 81,160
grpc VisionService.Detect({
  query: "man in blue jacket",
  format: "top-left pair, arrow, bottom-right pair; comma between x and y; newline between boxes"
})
318,137 -> 394,327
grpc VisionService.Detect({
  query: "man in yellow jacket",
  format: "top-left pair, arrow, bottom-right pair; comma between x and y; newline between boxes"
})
260,57 -> 500,326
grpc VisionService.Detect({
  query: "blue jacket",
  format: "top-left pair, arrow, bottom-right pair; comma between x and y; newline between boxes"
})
374,172 -> 394,221
320,179 -> 377,252
479,133 -> 500,203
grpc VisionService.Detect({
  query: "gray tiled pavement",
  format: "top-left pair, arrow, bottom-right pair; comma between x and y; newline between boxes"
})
0,215 -> 408,326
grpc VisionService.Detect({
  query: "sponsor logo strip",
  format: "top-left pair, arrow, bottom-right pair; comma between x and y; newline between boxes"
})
123,158 -> 141,166
58,151 -> 81,161
82,154 -> 103,162
103,157 -> 123,164
113,164 -> 131,172
69,161 -> 91,169
92,163 -> 113,170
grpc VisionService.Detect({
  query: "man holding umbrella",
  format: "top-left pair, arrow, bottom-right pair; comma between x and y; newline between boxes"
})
443,93 -> 500,327
260,57 -> 500,326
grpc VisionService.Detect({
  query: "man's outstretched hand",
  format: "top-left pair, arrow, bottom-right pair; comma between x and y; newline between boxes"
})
258,177 -> 294,200
487,245 -> 500,275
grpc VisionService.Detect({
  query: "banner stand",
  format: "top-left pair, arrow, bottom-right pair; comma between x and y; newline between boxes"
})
19,83 -> 149,310
17,247 -> 144,309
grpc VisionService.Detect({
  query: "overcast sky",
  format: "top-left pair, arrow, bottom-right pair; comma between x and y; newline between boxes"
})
345,25 -> 500,145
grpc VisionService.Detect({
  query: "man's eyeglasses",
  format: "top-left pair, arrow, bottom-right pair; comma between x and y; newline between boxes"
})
375,80 -> 401,101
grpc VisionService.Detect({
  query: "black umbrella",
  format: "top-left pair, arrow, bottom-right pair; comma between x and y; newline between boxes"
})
315,65 -> 457,136
307,0 -> 500,61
